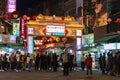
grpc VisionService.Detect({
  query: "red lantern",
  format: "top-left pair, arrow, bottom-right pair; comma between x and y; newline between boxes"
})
43,28 -> 46,34
61,16 -> 65,21
89,17 -> 93,22
116,18 -> 120,23
79,17 -> 83,21
107,18 -> 112,23
65,29 -> 68,34
23,15 -> 27,20
32,15 -> 36,20
3,13 -> 9,19
27,16 -> 31,20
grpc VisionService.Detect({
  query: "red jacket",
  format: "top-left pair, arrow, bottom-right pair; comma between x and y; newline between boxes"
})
86,56 -> 92,67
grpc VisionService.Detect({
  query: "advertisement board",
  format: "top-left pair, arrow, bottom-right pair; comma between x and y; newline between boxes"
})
46,25 -> 65,33
13,22 -> 20,36
27,36 -> 34,54
0,34 -> 2,42
7,0 -> 16,13
2,35 -> 9,43
82,34 -> 94,48
9,35 -> 16,43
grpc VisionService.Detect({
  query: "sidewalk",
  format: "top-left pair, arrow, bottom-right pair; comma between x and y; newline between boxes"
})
0,69 -> 119,80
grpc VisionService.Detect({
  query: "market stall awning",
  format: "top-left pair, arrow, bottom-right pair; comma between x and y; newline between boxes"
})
94,35 -> 120,43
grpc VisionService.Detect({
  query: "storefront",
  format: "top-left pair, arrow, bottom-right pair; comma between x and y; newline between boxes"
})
0,34 -> 25,54
25,14 -> 84,60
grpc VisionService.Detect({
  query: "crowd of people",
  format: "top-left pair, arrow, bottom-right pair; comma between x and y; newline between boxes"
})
1,50 -> 120,77
0,51 -> 75,75
98,51 -> 120,76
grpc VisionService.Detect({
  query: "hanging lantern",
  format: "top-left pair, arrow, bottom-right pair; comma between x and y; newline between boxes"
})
3,13 -> 9,19
62,37 -> 67,43
79,16 -> 83,21
11,11 -> 19,19
32,15 -> 36,20
107,18 -> 112,23
43,28 -> 46,34
116,18 -> 120,23
27,16 -> 31,20
98,18 -> 102,22
23,15 -> 27,20
65,29 -> 68,34
61,16 -> 65,21
49,37 -> 53,42
56,37 -> 60,42
89,17 -> 93,22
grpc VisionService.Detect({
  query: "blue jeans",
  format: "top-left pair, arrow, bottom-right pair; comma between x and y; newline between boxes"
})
26,63 -> 31,70
16,61 -> 21,70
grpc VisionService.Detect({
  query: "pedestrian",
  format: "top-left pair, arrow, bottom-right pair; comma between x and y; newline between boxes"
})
80,54 -> 86,70
62,52 -> 69,76
85,53 -> 93,77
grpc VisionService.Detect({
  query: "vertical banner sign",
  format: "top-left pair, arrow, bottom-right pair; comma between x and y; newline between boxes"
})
0,34 -> 2,42
27,28 -> 34,36
13,22 -> 20,36
20,18 -> 25,38
7,0 -> 16,13
27,36 -> 34,54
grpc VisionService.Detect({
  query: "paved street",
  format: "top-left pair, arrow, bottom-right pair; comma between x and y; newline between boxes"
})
0,69 -> 120,80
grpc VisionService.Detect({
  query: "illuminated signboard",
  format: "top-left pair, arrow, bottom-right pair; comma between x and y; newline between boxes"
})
104,43 -> 116,50
117,43 -> 120,49
20,19 -> 25,38
0,34 -> 2,42
13,22 -> 20,36
9,35 -> 16,43
28,28 -> 34,35
2,35 -> 9,43
46,25 -> 65,33
7,0 -> 16,13
28,36 -> 34,54
76,38 -> 82,50
76,30 -> 82,36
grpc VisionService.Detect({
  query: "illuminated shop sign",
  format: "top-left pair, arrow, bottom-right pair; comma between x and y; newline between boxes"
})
13,22 -> 20,36
117,43 -> 120,49
0,34 -> 2,42
76,38 -> 82,50
9,35 -> 16,43
7,0 -> 16,13
46,25 -> 65,33
28,36 -> 34,54
76,30 -> 82,36
34,40 -> 42,45
2,35 -> 9,43
20,19 -> 25,38
28,28 -> 34,35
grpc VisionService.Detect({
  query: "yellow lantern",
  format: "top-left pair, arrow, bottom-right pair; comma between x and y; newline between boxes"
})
49,37 -> 53,42
56,37 -> 60,42
62,37 -> 67,43
98,18 -> 102,22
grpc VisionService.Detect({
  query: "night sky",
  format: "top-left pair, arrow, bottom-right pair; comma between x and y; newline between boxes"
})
16,0 -> 48,15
